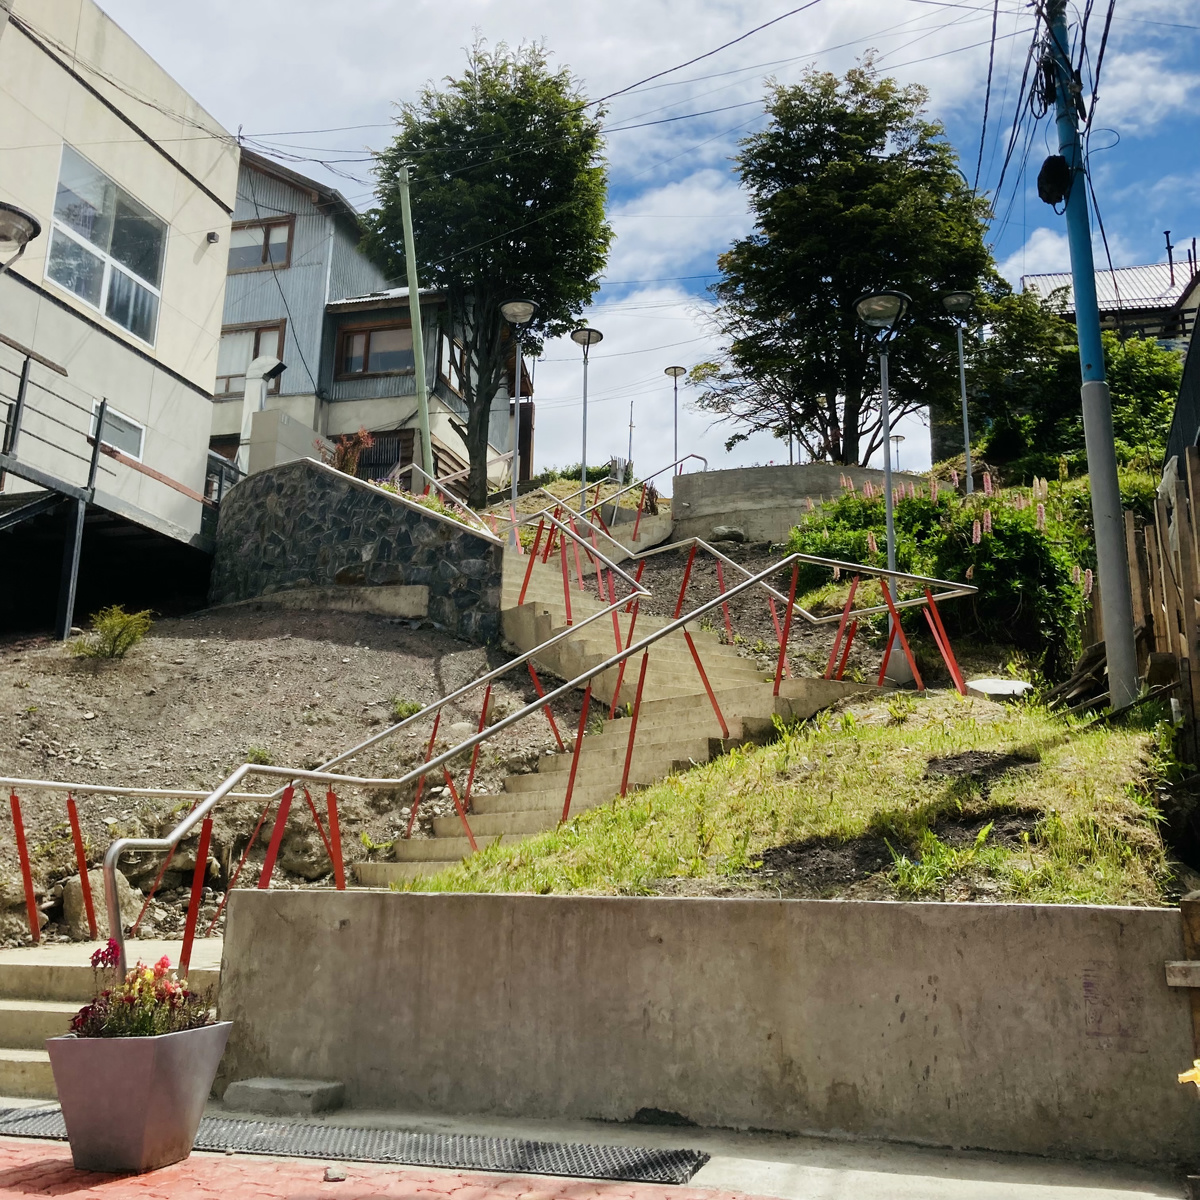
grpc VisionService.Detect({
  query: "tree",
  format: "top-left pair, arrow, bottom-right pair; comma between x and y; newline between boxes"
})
695,63 -> 998,466
365,43 -> 612,506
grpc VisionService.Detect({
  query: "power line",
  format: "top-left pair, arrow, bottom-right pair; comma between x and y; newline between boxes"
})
973,0 -> 1001,192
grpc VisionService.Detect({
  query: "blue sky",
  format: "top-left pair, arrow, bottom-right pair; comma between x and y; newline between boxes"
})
96,0 -> 1200,488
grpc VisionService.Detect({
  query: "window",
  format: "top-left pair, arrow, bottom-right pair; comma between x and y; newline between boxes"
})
439,332 -> 465,395
91,403 -> 145,461
228,219 -> 293,272
337,323 -> 414,377
215,323 -> 285,396
46,146 -> 167,344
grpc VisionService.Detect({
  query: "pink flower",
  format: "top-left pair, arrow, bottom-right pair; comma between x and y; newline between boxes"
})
951,468 -> 959,488
833,566 -> 841,580
972,520 -> 981,545
867,531 -> 878,555
1084,568 -> 1093,597
930,478 -> 939,503
847,478 -> 856,493
806,497 -> 814,512
1072,565 -> 1081,584
965,564 -> 974,580
907,482 -> 916,500
840,473 -> 847,488
983,472 -> 993,497
983,509 -> 992,534
1036,503 -> 1046,531
863,481 -> 873,498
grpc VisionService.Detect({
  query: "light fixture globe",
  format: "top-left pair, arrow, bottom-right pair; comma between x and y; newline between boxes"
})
664,365 -> 686,379
942,290 -> 974,317
570,326 -> 603,347
853,290 -> 911,330
0,201 -> 41,268
500,298 -> 537,325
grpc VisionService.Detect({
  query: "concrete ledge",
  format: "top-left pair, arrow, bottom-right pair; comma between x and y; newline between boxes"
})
221,584 -> 429,619
218,891 -> 1198,1166
223,1076 -> 345,1116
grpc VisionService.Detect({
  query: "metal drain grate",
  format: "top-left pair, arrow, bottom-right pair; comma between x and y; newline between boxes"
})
0,1107 -> 709,1185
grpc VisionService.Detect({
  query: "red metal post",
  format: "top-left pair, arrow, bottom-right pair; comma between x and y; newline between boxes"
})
609,591 -> 644,719
674,544 -> 698,619
257,785 -> 294,888
767,597 -> 790,679
440,771 -> 478,852
624,559 -> 646,613
464,683 -> 492,805
877,624 -> 899,686
518,521 -> 544,605
404,710 -> 442,838
204,796 -> 275,935
924,588 -> 967,695
824,575 -> 860,680
682,629 -> 730,738
66,795 -> 98,941
179,816 -> 212,978
714,560 -> 734,643
527,663 -> 566,750
558,533 -> 573,625
562,684 -> 592,824
301,788 -> 336,865
620,654 -> 651,797
879,579 -> 924,691
325,790 -> 346,890
567,516 -> 587,593
9,793 -> 38,944
631,483 -> 647,542
836,620 -> 858,680
606,572 -> 622,653
542,507 -> 560,562
773,564 -> 800,696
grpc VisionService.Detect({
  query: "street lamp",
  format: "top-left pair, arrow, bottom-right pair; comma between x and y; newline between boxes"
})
0,202 -> 41,273
501,299 -> 537,531
665,366 -> 686,470
942,290 -> 975,493
853,290 -> 910,573
891,433 -> 905,473
571,326 -> 603,494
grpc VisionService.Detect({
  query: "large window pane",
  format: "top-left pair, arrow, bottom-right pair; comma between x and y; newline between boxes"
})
228,226 -> 264,271
343,332 -> 366,374
46,229 -> 104,306
54,146 -> 114,251
266,224 -> 289,266
105,268 -> 159,343
368,326 -> 413,373
92,405 -> 144,460
256,325 -> 283,359
216,328 -> 255,394
109,193 -> 165,288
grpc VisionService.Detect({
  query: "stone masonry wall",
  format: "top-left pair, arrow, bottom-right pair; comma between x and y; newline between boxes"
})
208,458 -> 503,644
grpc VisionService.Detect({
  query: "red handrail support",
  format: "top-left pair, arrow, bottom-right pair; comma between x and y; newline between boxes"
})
257,785 -> 295,888
773,564 -> 800,696
9,793 -> 39,944
824,575 -> 860,680
66,794 -> 98,941
562,684 -> 593,824
179,816 -> 213,978
325,790 -> 346,890
877,579 -> 925,692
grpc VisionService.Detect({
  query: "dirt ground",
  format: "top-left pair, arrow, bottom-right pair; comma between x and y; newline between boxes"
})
0,605 -> 583,946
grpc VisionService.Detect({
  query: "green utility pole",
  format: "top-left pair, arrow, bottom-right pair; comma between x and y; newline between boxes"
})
1046,0 -> 1137,709
398,166 -> 434,480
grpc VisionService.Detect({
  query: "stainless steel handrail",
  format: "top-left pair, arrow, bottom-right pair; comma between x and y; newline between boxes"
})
551,453 -> 707,518
101,551 -> 806,973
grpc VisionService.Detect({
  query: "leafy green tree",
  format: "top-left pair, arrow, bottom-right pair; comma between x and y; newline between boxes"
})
696,62 -> 998,466
366,43 -> 612,506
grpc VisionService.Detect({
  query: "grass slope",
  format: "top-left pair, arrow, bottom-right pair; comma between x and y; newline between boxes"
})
401,691 -> 1174,905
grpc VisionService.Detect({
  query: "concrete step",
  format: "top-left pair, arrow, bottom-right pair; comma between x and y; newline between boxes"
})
0,1048 -> 56,1099
433,809 -> 559,838
392,835 -> 500,862
0,959 -> 220,1002
353,861 -> 443,886
532,737 -> 719,775
502,758 -> 675,793
470,783 -> 643,815
0,999 -> 80,1050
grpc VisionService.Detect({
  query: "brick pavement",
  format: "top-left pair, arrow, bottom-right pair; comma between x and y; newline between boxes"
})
0,1139 -> 769,1200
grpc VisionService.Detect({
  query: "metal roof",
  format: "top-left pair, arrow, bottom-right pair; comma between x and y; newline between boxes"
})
326,286 -> 446,314
1022,262 -> 1198,313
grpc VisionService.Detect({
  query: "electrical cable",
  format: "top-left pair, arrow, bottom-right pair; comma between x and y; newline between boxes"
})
973,0 -> 1001,192
1082,0 -> 1116,141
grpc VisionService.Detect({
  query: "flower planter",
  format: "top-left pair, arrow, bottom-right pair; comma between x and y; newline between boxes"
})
46,1021 -> 231,1172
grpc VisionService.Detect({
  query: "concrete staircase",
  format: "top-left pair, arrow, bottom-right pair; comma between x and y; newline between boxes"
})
357,550 -> 877,886
0,945 -> 221,1099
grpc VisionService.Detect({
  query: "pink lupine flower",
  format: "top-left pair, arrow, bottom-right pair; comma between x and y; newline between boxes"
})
1072,565 -> 1081,584
983,472 -> 993,497
950,468 -> 959,487
982,509 -> 992,534
847,478 -> 856,493
972,520 -> 981,545
864,481 -> 873,498
833,566 -> 841,580
1036,503 -> 1046,531
965,565 -> 974,580
806,497 -> 814,512
930,477 -> 938,503
867,531 -> 878,555
1084,568 -> 1093,597
840,473 -> 847,488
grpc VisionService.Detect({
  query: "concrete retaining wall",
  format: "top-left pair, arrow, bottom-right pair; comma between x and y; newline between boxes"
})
218,891 -> 1198,1166
673,464 -> 925,545
208,458 -> 504,643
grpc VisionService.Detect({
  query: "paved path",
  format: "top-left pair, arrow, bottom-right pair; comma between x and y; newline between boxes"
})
0,1141 -> 761,1199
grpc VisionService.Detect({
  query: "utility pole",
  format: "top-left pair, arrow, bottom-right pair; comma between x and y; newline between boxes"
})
1047,0 -> 1138,709
627,401 -> 635,482
397,166 -> 434,480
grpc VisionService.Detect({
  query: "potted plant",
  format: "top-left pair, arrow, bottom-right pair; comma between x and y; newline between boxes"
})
46,940 -> 230,1173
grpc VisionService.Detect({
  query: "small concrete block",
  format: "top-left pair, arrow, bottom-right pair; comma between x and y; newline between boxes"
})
324,1166 -> 348,1182
223,1077 -> 345,1116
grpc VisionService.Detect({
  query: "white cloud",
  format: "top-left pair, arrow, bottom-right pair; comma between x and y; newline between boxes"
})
998,228 -> 1072,287
1091,50 -> 1200,135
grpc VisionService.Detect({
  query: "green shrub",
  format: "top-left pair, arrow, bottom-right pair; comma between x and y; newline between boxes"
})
391,697 -> 424,722
70,606 -> 153,659
246,746 -> 273,766
787,483 -> 1089,676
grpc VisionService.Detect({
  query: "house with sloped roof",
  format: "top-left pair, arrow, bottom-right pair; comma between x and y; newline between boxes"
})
1022,254 -> 1200,349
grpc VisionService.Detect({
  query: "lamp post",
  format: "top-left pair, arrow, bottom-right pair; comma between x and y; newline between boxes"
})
0,202 -> 41,274
665,366 -> 685,469
853,290 -> 911,574
571,326 -> 603,494
500,299 -> 537,537
942,291 -> 975,493
891,433 -> 905,473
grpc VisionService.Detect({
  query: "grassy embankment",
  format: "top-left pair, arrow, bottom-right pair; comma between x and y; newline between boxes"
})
398,691 -> 1175,905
